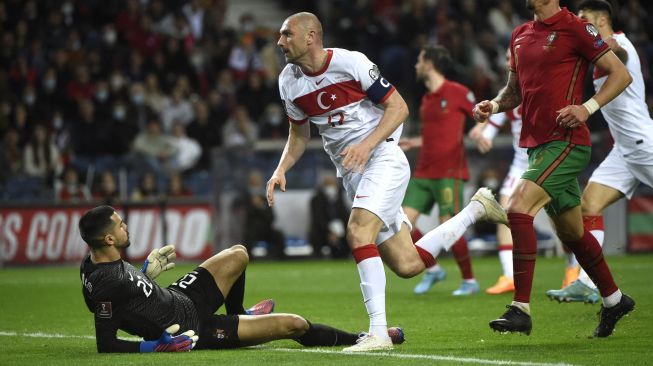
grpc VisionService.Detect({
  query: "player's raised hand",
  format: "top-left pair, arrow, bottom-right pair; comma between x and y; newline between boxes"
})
340,143 -> 372,173
556,104 -> 589,129
139,324 -> 198,352
266,171 -> 286,207
473,101 -> 496,122
141,245 -> 176,280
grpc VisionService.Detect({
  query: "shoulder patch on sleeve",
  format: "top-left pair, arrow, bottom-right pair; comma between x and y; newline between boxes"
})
369,65 -> 380,81
585,24 -> 599,38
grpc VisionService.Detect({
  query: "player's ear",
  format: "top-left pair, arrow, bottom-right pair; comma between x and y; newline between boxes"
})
103,233 -> 115,246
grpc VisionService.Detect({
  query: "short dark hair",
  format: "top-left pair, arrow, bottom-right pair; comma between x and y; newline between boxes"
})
79,205 -> 115,249
578,0 -> 612,18
421,45 -> 452,74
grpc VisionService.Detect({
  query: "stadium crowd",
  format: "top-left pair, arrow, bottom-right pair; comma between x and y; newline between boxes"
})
0,0 -> 651,203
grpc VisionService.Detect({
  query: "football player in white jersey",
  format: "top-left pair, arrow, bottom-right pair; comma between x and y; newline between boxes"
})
266,12 -> 508,352
546,0 -> 653,303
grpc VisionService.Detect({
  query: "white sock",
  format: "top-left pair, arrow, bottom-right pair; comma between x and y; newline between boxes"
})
567,252 -> 578,267
578,229 -> 604,289
603,289 -> 622,308
499,249 -> 513,278
357,257 -> 389,339
415,201 -> 483,258
425,264 -> 442,273
511,301 -> 530,315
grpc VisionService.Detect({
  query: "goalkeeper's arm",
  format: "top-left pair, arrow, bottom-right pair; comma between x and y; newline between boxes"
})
96,318 -> 197,353
141,245 -> 176,280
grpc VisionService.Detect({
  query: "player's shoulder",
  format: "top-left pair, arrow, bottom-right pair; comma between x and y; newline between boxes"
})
331,47 -> 372,65
446,80 -> 474,100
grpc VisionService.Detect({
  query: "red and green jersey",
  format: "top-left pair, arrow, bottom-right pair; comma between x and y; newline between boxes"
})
509,7 -> 610,148
415,80 -> 474,180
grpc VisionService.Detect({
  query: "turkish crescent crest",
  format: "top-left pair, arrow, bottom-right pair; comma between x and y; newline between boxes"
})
317,91 -> 331,110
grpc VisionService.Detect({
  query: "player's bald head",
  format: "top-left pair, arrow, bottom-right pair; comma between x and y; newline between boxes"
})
286,12 -> 323,43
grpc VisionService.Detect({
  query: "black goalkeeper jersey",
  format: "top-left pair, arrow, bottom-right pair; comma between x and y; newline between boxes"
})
80,254 -> 199,352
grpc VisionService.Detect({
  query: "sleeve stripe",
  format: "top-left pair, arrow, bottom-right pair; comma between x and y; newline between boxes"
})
590,47 -> 610,64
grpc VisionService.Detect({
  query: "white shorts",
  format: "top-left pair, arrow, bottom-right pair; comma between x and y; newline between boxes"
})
589,147 -> 653,199
340,143 -> 411,245
499,152 -> 529,197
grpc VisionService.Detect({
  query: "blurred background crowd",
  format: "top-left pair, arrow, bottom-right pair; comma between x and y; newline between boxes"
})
0,0 -> 651,205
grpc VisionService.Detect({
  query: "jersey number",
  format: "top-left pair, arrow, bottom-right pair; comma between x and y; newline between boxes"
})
328,112 -> 344,127
173,272 -> 198,289
137,279 -> 153,297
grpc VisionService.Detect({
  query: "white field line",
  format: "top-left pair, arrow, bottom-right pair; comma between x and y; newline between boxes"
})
0,330 -> 577,366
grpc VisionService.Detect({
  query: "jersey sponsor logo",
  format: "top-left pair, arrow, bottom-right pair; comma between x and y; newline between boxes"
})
98,302 -> 112,318
316,77 -> 326,85
355,195 -> 370,199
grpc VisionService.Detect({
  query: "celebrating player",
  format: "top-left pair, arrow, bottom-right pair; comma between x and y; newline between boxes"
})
400,45 -> 480,296
473,0 -> 634,337
268,12 -> 508,351
545,0 -> 653,304
79,205 -> 404,353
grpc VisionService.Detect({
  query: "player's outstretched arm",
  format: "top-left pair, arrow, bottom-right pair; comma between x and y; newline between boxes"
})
141,245 -> 176,280
473,70 -> 521,122
267,122 -> 310,207
139,324 -> 198,353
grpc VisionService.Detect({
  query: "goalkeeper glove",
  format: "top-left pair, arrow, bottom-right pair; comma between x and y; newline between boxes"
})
141,244 -> 176,280
139,324 -> 198,352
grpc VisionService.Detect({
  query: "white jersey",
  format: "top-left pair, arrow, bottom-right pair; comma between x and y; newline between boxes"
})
485,105 -> 528,170
593,32 -> 653,159
278,48 -> 403,176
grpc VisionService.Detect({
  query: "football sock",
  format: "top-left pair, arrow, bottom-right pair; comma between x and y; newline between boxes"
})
578,215 -> 604,289
511,301 -> 530,315
563,229 -> 618,297
508,213 -> 537,304
295,321 -> 358,347
415,201 -> 482,259
498,243 -> 514,278
451,237 -> 474,280
603,289 -> 623,308
352,244 -> 389,339
225,271 -> 246,315
410,228 -> 424,243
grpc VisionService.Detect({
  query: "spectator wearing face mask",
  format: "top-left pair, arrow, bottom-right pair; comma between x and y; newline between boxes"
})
309,173 -> 350,259
259,103 -> 288,140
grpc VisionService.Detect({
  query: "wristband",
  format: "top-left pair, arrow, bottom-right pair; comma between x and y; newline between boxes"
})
582,98 -> 600,115
489,101 -> 499,114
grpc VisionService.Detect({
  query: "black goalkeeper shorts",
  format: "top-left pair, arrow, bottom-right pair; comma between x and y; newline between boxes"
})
169,267 -> 241,349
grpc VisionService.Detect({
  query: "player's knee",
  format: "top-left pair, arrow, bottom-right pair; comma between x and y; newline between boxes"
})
227,245 -> 249,267
581,197 -> 601,216
557,226 -> 584,242
281,315 -> 308,337
392,261 -> 423,278
346,224 -> 374,247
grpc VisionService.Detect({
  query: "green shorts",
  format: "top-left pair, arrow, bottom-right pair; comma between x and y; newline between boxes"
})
522,140 -> 591,217
402,178 -> 465,217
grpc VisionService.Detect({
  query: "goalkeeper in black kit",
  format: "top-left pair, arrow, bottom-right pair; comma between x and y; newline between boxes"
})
79,205 -> 404,353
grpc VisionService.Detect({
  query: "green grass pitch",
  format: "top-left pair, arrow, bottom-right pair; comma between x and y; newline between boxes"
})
1,254 -> 651,365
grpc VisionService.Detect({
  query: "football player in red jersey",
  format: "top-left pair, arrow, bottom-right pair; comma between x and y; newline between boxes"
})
473,0 -> 634,337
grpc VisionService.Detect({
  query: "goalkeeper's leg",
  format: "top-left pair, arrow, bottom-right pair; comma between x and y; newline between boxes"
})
198,244 -> 249,305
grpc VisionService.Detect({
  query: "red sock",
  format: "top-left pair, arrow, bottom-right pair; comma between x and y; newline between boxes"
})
563,229 -> 617,297
497,244 -> 513,251
414,245 -> 436,268
508,213 -> 537,303
451,237 -> 474,279
410,228 -> 423,243
583,215 -> 604,231
351,244 -> 380,263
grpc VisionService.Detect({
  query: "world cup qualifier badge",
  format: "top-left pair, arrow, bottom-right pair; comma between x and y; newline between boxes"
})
98,302 -> 112,318
543,31 -> 558,51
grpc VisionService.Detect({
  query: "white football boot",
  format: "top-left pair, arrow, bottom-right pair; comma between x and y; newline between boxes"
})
471,187 -> 508,225
343,333 -> 393,352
